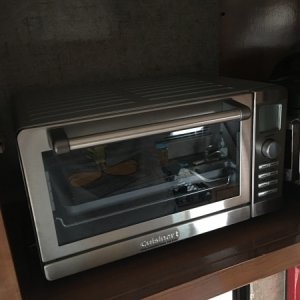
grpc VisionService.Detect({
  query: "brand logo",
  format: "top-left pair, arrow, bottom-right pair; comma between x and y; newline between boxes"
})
139,230 -> 180,250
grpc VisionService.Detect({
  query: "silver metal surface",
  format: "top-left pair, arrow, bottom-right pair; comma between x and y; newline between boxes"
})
14,76 -> 275,132
258,171 -> 278,180
139,230 -> 180,250
258,179 -> 278,189
49,129 -> 70,155
261,139 -> 281,159
286,119 -> 300,182
15,76 -> 255,130
258,188 -> 278,198
55,104 -> 247,153
258,161 -> 279,170
252,86 -> 287,218
44,206 -> 250,280
17,90 -> 252,264
15,76 -> 287,280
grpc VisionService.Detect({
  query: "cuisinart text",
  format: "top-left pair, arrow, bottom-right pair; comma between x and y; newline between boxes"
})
140,230 -> 180,250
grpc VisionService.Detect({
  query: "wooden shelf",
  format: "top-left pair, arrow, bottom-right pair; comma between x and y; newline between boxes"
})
2,184 -> 300,299
0,208 -> 21,300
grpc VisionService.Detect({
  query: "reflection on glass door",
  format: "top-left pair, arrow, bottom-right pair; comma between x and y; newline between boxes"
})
43,119 -> 241,245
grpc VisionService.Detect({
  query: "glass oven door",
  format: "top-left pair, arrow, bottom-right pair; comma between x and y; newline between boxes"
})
43,106 -> 249,246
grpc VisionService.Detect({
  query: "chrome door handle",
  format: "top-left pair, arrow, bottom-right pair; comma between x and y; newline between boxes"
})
50,101 -> 251,154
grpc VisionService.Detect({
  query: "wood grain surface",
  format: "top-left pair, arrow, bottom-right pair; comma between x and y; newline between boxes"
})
0,184 -> 296,299
0,209 -> 21,300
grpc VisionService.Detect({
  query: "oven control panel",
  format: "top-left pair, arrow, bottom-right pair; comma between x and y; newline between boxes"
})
257,160 -> 279,198
252,89 -> 287,217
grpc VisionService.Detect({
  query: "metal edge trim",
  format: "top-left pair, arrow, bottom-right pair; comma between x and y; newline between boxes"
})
44,206 -> 250,280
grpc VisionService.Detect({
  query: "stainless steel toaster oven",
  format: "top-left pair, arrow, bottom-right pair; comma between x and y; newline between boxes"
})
15,75 -> 286,280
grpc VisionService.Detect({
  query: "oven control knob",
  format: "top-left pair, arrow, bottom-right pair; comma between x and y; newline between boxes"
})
261,139 -> 280,159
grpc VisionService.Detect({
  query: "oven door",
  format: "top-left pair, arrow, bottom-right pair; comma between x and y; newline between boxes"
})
17,94 -> 252,278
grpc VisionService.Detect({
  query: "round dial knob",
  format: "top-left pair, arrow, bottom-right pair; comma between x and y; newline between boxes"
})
261,139 -> 280,159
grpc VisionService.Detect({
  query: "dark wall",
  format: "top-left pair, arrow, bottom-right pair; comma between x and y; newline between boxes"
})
0,0 -> 218,89
1,0 -> 300,192
0,0 -> 219,191
219,0 -> 300,80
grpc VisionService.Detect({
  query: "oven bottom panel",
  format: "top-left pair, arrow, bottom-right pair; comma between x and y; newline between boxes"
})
44,205 -> 250,280
252,197 -> 282,217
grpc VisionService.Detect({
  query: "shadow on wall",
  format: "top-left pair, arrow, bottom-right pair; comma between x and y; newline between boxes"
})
220,0 -> 300,80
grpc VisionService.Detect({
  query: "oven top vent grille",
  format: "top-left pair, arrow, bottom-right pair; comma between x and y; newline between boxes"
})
14,75 -> 268,129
